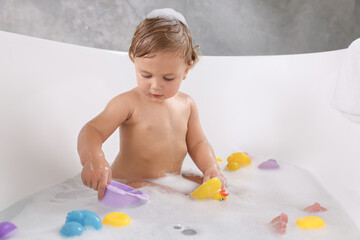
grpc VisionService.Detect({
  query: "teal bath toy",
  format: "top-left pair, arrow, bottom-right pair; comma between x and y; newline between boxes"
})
60,222 -> 84,237
60,210 -> 102,237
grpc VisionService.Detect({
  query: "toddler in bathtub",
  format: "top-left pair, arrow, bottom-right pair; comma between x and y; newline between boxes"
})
77,8 -> 226,200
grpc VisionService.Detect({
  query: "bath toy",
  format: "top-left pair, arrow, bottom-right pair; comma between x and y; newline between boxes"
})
225,161 -> 241,171
225,152 -> 251,171
190,177 -> 229,201
304,202 -> 327,213
0,221 -> 17,239
101,180 -> 149,208
269,213 -> 288,234
60,222 -> 84,237
65,210 -> 102,230
296,216 -> 325,229
102,212 -> 131,227
216,157 -> 223,162
60,210 -> 102,237
258,159 -> 279,170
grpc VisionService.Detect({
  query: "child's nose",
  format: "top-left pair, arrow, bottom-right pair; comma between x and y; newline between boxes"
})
151,78 -> 163,90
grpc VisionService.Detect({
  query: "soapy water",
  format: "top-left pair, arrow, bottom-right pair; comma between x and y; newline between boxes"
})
0,155 -> 359,240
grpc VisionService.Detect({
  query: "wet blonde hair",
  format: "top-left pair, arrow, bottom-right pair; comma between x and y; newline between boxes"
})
129,17 -> 199,66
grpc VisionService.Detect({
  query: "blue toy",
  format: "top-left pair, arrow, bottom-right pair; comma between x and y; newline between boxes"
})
65,210 -> 102,230
60,210 -> 102,237
60,222 -> 84,237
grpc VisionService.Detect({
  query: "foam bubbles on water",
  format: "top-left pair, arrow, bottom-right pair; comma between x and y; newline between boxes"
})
0,155 -> 359,240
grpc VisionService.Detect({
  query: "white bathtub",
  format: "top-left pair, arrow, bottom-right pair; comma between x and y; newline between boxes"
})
0,30 -> 359,231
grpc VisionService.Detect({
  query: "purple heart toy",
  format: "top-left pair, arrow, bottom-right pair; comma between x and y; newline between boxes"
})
101,181 -> 149,208
258,159 -> 280,170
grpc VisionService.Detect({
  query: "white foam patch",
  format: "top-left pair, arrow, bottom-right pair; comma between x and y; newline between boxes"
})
146,8 -> 188,26
1,155 -> 359,239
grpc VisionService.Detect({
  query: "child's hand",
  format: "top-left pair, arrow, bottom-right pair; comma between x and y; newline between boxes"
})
81,159 -> 112,200
203,165 -> 228,189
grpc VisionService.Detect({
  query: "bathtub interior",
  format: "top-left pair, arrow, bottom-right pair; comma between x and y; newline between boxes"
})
0,30 -> 359,233
0,157 -> 359,240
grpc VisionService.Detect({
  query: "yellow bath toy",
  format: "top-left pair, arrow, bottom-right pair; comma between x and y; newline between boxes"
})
216,157 -> 223,162
190,177 -> 229,201
225,152 -> 251,171
212,189 -> 229,201
102,212 -> 131,227
296,216 -> 325,229
225,161 -> 241,171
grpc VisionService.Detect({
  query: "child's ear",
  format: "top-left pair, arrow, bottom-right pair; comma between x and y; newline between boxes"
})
183,61 -> 194,80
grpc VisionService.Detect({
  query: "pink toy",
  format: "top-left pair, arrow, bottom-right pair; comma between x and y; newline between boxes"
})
304,202 -> 327,213
101,181 -> 149,208
258,159 -> 280,170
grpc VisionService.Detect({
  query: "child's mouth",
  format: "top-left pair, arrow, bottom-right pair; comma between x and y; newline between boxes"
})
151,94 -> 162,98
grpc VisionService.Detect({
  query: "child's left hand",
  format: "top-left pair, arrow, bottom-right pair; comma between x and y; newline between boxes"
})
203,165 -> 228,189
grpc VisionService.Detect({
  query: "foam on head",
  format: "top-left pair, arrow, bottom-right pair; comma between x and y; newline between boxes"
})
146,8 -> 188,26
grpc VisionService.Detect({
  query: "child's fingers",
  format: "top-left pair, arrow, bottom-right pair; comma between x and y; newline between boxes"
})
217,174 -> 228,189
98,187 -> 105,201
81,170 -> 89,187
92,179 -> 99,190
202,175 -> 210,183
87,180 -> 92,189
82,178 -> 87,186
97,174 -> 108,200
107,170 -> 112,184
221,178 -> 228,189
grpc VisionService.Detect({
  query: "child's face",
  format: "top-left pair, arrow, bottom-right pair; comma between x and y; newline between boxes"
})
134,51 -> 192,102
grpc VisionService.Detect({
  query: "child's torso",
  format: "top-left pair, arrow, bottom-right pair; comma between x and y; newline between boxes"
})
111,89 -> 191,180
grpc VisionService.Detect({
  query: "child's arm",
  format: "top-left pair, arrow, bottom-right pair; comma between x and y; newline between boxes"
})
77,94 -> 133,200
186,97 -> 227,188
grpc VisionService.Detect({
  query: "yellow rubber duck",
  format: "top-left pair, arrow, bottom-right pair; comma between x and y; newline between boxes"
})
190,177 -> 229,201
225,152 -> 251,171
296,216 -> 325,229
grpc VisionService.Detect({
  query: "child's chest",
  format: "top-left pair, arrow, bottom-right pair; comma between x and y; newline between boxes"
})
126,100 -> 191,137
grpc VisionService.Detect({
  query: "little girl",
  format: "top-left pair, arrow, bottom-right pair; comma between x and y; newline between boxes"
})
77,8 -> 226,200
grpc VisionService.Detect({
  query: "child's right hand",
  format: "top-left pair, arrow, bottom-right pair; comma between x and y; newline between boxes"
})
81,159 -> 112,201
203,165 -> 228,190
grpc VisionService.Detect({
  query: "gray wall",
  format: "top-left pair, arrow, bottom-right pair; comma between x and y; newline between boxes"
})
0,0 -> 359,55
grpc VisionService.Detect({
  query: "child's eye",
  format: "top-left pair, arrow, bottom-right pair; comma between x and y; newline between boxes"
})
142,74 -> 151,78
163,77 -> 175,81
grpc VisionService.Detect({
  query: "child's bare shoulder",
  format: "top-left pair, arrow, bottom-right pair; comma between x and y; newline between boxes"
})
177,91 -> 197,110
110,88 -> 137,102
106,89 -> 139,109
177,91 -> 195,104
104,89 -> 138,118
